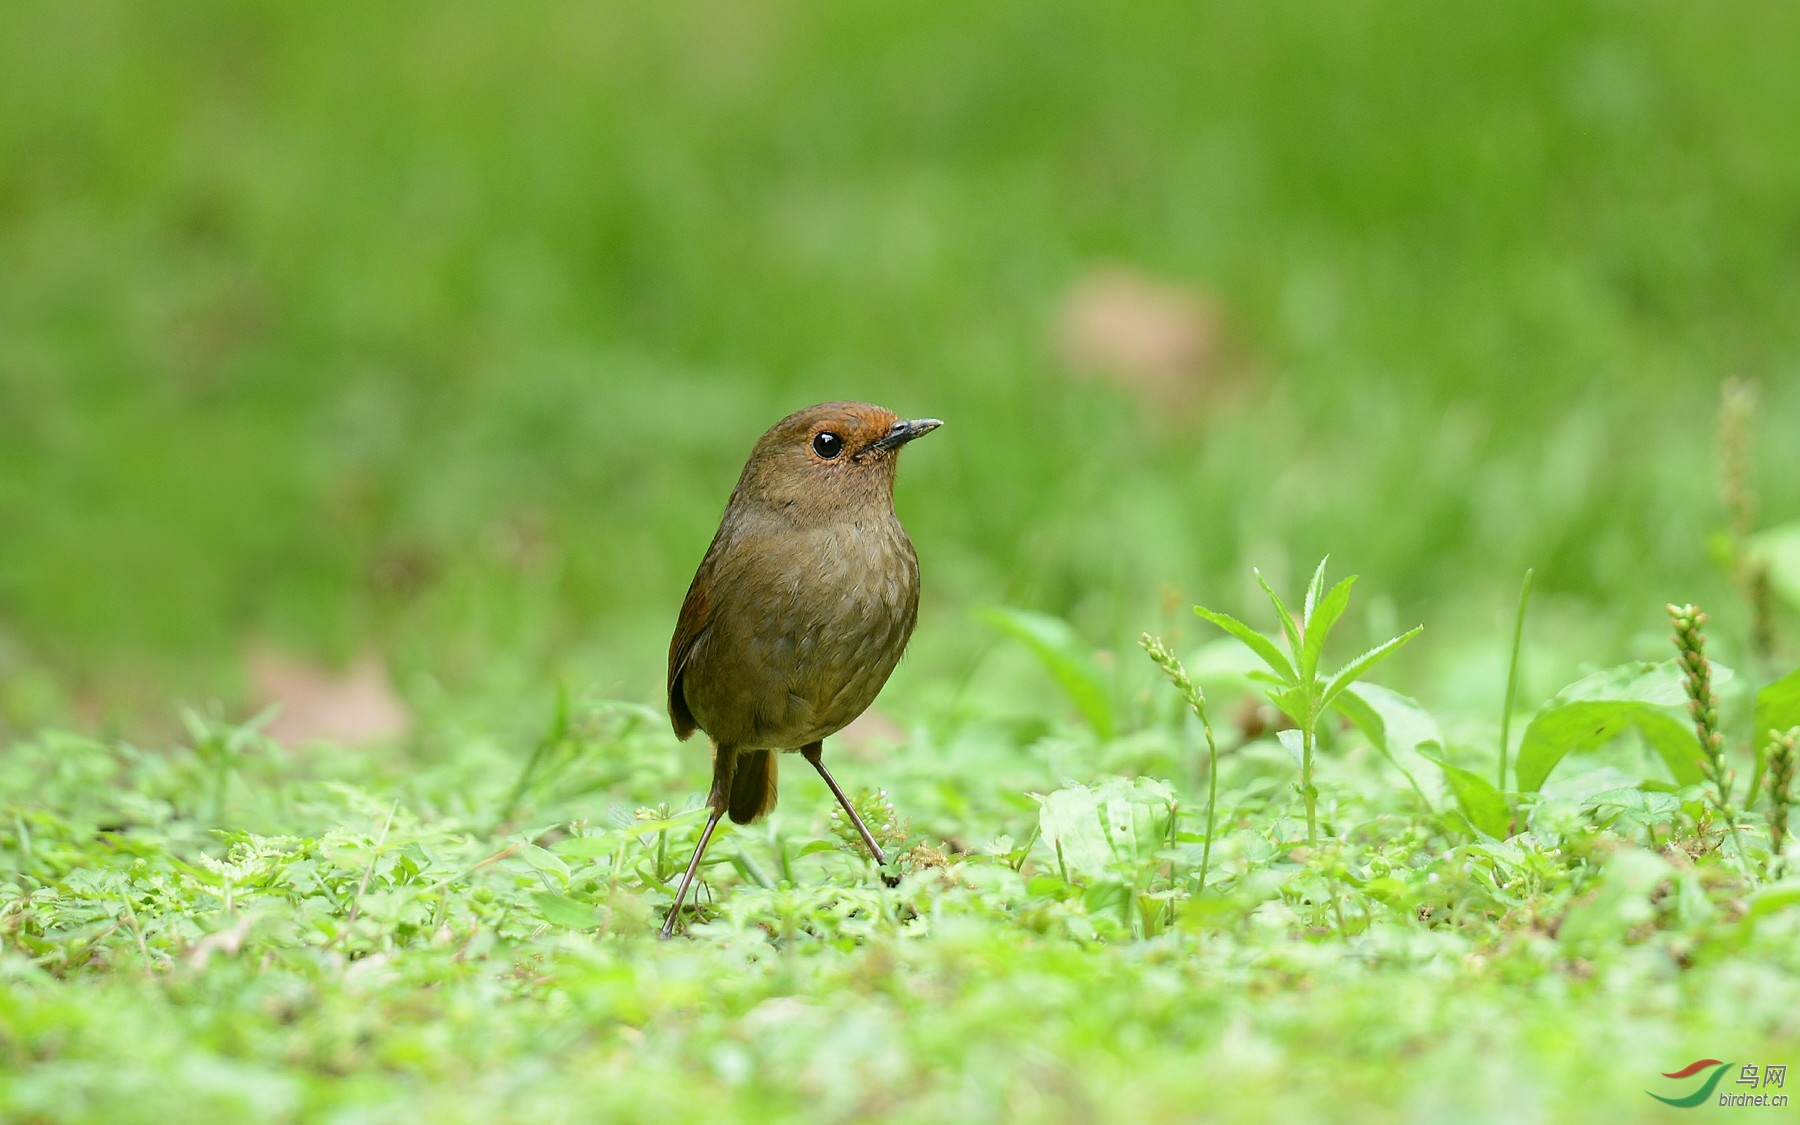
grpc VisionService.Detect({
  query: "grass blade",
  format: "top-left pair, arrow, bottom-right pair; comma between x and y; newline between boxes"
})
977,606 -> 1115,738
1497,568 -> 1533,792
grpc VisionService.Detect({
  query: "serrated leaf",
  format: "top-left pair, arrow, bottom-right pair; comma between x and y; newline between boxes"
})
1193,606 -> 1297,684
977,606 -> 1114,738
1320,626 -> 1423,710
1302,556 -> 1331,624
1254,568 -> 1303,662
1301,575 -> 1357,686
1514,660 -> 1725,791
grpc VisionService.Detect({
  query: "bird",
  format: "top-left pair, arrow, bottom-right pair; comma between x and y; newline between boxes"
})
660,401 -> 941,938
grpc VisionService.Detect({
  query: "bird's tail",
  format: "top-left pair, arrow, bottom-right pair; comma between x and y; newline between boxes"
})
726,748 -> 779,824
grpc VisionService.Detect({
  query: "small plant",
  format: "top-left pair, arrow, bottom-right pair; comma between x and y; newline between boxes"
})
829,788 -> 908,857
1668,603 -> 1747,867
1141,633 -> 1221,894
1768,727 -> 1797,865
1193,558 -> 1422,844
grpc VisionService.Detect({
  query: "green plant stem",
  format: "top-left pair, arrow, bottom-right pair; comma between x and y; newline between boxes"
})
1198,716 -> 1219,897
1302,724 -> 1318,845
1498,568 -> 1534,795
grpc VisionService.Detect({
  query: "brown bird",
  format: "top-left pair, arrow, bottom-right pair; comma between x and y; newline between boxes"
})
661,401 -> 941,938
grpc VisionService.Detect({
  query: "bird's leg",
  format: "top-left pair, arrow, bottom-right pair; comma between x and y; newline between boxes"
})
661,745 -> 738,940
660,804 -> 726,940
801,742 -> 901,887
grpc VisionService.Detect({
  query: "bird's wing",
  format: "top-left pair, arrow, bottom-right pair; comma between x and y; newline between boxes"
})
667,533 -> 723,741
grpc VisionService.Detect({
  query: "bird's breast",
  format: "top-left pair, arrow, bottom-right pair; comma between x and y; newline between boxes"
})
762,517 -> 917,664
684,513 -> 920,749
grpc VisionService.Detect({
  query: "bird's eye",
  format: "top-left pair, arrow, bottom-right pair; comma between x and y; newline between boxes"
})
812,431 -> 844,459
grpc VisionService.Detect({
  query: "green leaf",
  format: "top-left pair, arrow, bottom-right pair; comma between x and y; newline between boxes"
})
1754,667 -> 1800,744
554,835 -> 619,860
531,892 -> 599,929
1582,787 -> 1680,831
1750,520 -> 1800,610
1334,684 -> 1439,809
976,606 -> 1115,738
1193,606 -> 1297,684
1744,881 -> 1800,920
1320,625 -> 1423,710
1634,711 -> 1713,790
516,842 -> 571,885
1302,556 -> 1330,624
1300,575 -> 1357,686
1514,660 -> 1726,791
1264,684 -> 1308,729
1417,745 -> 1509,838
1035,777 -> 1177,883
1254,568 -> 1304,663
1516,703 -> 1644,793
1276,728 -> 1305,767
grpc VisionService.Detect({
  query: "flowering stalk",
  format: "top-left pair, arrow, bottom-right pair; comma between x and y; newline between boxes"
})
1767,727 -> 1797,866
1668,603 -> 1745,867
1142,633 -> 1220,896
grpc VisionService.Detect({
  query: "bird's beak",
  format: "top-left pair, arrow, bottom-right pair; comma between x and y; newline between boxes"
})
871,417 -> 943,451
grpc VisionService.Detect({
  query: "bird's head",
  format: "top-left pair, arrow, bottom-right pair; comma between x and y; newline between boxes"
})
732,401 -> 941,517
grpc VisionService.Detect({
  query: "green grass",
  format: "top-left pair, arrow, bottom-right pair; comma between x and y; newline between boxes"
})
5,2 -> 1800,1120
5,602 -> 1799,1122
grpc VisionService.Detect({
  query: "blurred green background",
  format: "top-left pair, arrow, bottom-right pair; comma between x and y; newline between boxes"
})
3,1 -> 1797,740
